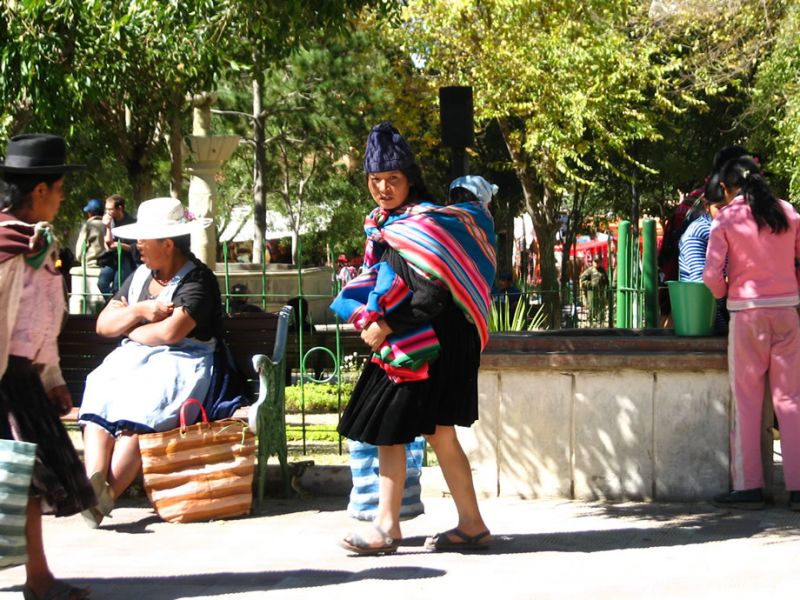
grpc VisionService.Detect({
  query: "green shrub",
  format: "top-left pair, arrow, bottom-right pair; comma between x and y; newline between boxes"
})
285,382 -> 354,414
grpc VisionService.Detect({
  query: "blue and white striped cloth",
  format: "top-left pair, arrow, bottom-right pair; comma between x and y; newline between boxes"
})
0,439 -> 36,569
347,437 -> 425,521
678,213 -> 711,282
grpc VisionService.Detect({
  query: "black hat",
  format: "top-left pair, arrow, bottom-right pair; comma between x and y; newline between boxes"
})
0,134 -> 85,174
363,122 -> 415,173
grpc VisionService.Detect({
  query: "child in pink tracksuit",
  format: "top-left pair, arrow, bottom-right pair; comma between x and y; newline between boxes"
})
703,156 -> 800,510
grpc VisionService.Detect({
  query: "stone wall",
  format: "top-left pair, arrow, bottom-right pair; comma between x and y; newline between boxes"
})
460,331 -> 742,501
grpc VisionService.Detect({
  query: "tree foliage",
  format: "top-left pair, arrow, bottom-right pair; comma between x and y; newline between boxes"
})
749,1 -> 800,197
402,0 -> 695,325
3,0 -> 800,300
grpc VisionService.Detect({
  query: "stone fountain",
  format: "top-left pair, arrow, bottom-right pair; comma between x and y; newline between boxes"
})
185,93 -> 240,267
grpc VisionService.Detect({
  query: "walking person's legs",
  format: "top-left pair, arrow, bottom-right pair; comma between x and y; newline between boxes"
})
374,444 -> 406,539
25,497 -> 90,599
341,443 -> 405,554
425,425 -> 490,549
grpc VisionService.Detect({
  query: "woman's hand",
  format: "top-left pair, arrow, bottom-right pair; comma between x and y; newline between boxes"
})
360,320 -> 392,352
128,306 -> 197,347
136,300 -> 174,323
47,385 -> 73,416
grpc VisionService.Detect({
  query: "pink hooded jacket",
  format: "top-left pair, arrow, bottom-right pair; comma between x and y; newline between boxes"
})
703,195 -> 800,311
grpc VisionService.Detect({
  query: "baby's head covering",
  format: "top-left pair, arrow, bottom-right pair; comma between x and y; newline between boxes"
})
448,175 -> 499,207
363,122 -> 415,173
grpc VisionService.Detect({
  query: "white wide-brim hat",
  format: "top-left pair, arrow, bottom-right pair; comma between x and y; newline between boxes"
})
112,197 -> 212,240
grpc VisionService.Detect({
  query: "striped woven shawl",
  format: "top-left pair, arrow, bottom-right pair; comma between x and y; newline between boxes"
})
363,200 -> 496,349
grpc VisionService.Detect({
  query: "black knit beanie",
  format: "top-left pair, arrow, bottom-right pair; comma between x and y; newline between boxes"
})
363,122 -> 415,173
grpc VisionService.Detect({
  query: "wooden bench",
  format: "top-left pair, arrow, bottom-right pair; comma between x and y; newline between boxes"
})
58,312 -> 283,403
57,310 -> 366,501
58,315 -> 368,402
58,310 -> 292,500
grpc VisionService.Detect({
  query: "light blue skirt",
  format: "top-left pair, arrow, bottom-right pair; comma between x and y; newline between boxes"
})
79,337 -> 215,435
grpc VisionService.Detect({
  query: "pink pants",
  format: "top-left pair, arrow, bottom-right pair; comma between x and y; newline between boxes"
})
729,307 -> 800,491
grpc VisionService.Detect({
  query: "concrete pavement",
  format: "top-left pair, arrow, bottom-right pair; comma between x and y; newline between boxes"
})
2,474 -> 800,600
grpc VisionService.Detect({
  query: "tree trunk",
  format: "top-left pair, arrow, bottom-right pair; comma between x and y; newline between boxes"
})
251,67 -> 267,265
127,158 -> 152,206
496,117 -> 563,328
533,214 -> 560,329
168,102 -> 183,199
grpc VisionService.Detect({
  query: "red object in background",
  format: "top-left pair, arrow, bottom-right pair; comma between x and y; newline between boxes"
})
555,240 -> 611,270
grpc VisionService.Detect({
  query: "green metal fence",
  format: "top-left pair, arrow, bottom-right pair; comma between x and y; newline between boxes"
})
67,225 -> 659,456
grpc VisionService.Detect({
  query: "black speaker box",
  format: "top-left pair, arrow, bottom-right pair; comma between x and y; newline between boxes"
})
439,86 -> 474,148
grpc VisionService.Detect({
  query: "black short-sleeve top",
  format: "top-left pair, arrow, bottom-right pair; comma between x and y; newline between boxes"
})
114,257 -> 223,341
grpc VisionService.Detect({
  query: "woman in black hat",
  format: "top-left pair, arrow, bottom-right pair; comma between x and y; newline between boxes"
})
0,134 -> 94,599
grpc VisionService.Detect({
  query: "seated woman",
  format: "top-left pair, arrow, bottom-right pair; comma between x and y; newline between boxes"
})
78,197 -> 223,526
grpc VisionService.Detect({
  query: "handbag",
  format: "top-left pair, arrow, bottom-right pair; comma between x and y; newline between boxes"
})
0,439 -> 37,569
139,399 -> 256,523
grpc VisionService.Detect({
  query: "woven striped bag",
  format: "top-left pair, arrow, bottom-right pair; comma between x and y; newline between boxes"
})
347,437 -> 425,521
139,399 -> 255,523
0,439 -> 36,569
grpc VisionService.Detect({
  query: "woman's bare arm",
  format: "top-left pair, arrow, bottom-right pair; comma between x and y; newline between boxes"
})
96,297 -> 174,337
127,306 -> 197,346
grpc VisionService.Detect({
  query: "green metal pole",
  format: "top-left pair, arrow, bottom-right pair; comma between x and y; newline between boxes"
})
326,243 -> 345,454
260,246 -> 267,311
642,219 -> 659,328
81,239 -> 88,314
606,239 -> 614,328
296,236 -> 307,455
115,243 -> 123,290
222,242 -> 230,314
615,221 -> 631,328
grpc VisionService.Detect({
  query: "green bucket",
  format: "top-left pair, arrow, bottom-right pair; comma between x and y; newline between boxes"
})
667,280 -> 716,336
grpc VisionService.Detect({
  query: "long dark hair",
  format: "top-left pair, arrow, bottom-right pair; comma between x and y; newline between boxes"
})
400,164 -> 437,204
0,172 -> 63,211
719,156 -> 788,234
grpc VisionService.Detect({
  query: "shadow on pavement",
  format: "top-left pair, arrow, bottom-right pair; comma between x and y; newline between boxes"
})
398,506 -> 800,555
1,567 -> 446,599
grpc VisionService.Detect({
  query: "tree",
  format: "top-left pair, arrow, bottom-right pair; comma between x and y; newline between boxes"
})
0,1 -> 82,136
73,1 -> 221,203
1,1 -> 222,204
403,0 -> 691,326
214,18 -> 438,266
210,0 -> 398,263
749,1 -> 800,198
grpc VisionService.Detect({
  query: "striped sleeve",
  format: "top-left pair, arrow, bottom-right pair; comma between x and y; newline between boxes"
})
678,226 -> 710,282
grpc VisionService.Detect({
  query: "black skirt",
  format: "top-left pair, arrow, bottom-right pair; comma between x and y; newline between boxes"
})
0,356 -> 96,517
338,301 -> 481,445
